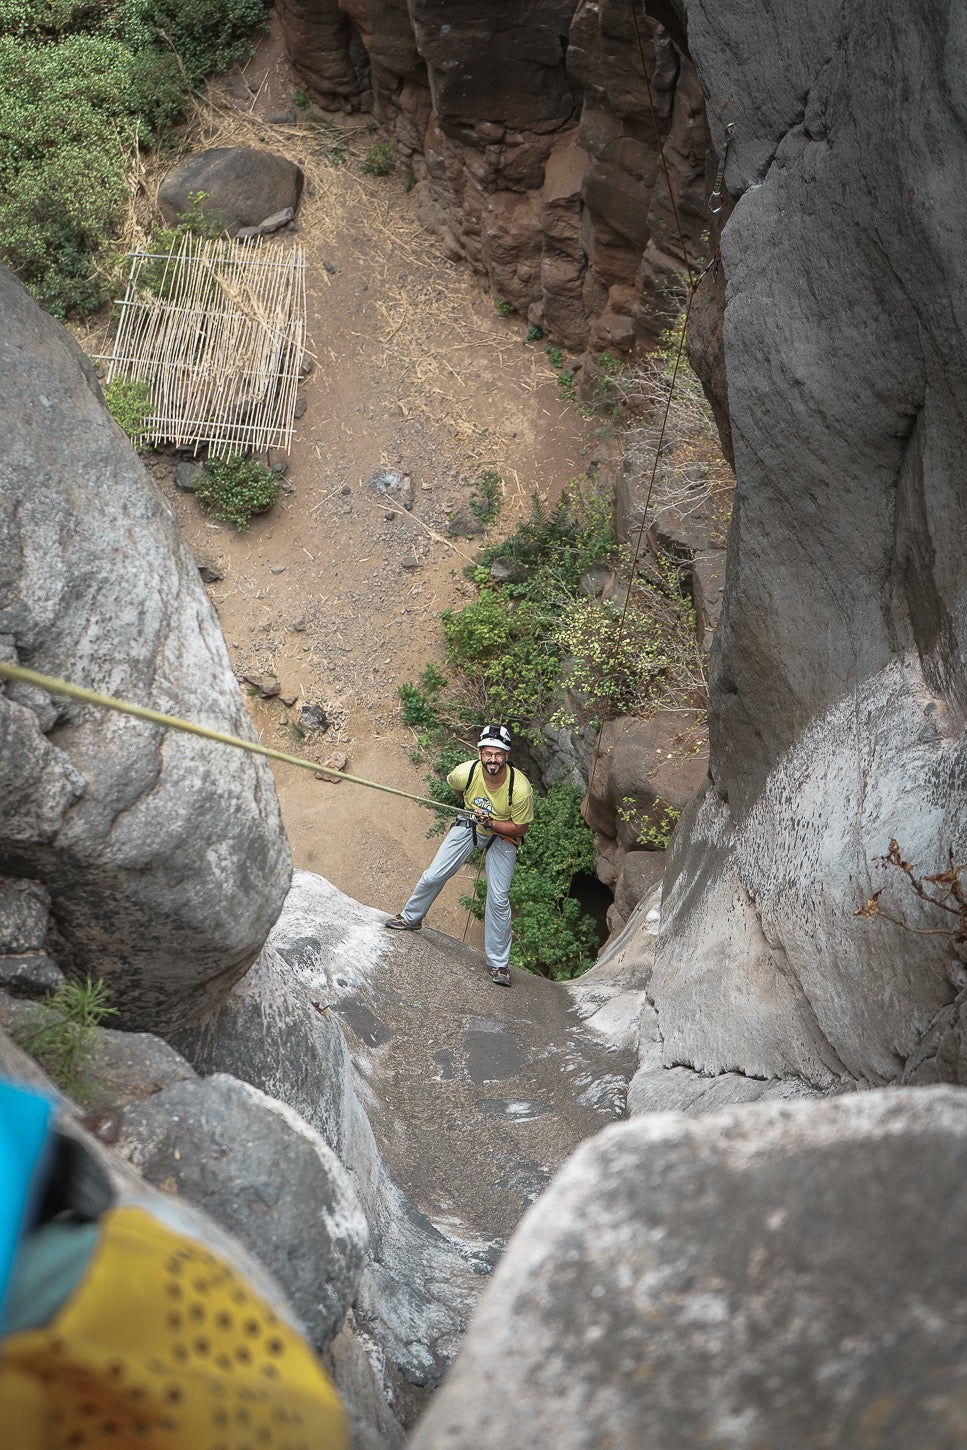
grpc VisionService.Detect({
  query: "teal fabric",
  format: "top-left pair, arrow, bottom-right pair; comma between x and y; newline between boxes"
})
2,1219 -> 100,1333
0,1081 -> 54,1326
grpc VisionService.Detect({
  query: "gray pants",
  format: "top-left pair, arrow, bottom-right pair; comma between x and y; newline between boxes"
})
400,822 -> 518,970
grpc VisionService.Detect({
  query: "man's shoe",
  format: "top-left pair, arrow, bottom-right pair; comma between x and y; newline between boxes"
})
489,966 -> 511,987
385,913 -> 422,931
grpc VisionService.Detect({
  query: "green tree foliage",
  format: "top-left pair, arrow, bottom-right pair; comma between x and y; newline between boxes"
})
195,456 -> 280,531
441,588 -> 560,743
0,0 -> 265,315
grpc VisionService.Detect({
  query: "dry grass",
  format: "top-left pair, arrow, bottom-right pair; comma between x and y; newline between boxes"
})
76,79 -> 535,482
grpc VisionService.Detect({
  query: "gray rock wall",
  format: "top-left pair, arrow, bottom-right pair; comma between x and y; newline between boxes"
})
615,0 -> 967,1097
0,264 -> 291,1032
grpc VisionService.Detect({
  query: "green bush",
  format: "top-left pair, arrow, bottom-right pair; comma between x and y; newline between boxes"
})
473,486 -> 616,600
195,456 -> 280,530
104,378 -> 154,440
441,588 -> 559,743
0,0 -> 265,315
460,782 -> 599,979
0,0 -> 100,36
553,555 -> 706,725
399,664 -> 447,730
114,0 -> 265,88
362,140 -> 394,177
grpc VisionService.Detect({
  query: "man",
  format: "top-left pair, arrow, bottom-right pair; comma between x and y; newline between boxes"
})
385,724 -> 534,986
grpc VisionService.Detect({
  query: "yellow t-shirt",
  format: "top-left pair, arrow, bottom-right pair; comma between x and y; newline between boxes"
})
447,759 -> 534,836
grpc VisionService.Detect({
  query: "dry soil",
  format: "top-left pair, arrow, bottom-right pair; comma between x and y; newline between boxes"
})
94,30 -> 599,948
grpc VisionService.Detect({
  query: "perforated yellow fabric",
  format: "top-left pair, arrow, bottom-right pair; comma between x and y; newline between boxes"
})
0,1205 -> 348,1450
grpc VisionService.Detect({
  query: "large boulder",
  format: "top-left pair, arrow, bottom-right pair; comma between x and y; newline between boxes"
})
0,264 -> 291,1031
410,1088 -> 967,1450
158,148 -> 304,236
172,868 -> 634,1428
117,1073 -> 370,1350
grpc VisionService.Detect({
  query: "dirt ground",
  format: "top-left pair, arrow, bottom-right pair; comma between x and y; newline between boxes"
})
91,27 -> 598,947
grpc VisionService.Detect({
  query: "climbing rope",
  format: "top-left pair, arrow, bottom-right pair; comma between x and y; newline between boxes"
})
0,661 -> 452,816
580,2 -> 727,839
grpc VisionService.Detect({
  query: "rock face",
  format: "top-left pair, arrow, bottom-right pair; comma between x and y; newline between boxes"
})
171,870 -> 632,1430
0,263 -> 291,1031
410,1088 -> 967,1450
118,1074 -> 370,1351
277,0 -> 711,353
606,0 -> 967,1098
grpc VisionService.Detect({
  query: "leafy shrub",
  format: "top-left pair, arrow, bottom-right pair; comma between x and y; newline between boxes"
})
0,0 -> 102,35
473,486 -> 616,600
460,782 -> 599,979
494,297 -> 515,317
104,378 -> 154,440
114,0 -> 265,88
441,588 -> 559,743
0,0 -> 265,315
195,456 -> 280,530
399,664 -> 447,729
553,555 -> 706,725
362,140 -> 394,177
0,35 -> 141,313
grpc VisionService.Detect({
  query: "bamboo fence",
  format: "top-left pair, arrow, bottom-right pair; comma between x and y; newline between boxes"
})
98,235 -> 307,458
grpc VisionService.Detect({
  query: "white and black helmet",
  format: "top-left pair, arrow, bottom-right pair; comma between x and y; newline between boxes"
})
477,724 -> 512,753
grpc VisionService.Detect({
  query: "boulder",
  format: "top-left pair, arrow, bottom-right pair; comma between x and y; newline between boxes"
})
116,1073 -> 369,1350
583,713 -> 708,848
0,879 -> 50,953
0,263 -> 291,1032
158,148 -> 304,237
409,1088 -> 967,1450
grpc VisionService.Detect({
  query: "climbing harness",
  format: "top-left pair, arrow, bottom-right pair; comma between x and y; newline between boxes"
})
455,759 -> 515,848
0,661 -> 451,817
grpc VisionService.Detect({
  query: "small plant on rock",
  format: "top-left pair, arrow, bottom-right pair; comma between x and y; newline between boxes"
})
195,455 -> 280,530
617,794 -> 681,849
495,297 -> 515,318
14,975 -> 117,1104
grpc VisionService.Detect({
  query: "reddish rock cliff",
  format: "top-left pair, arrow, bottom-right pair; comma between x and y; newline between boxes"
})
277,0 -> 713,355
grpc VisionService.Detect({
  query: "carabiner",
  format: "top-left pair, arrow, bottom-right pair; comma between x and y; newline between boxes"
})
708,123 -> 735,215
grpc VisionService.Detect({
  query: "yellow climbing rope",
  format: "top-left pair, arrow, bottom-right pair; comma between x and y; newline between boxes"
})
0,660 -> 450,815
